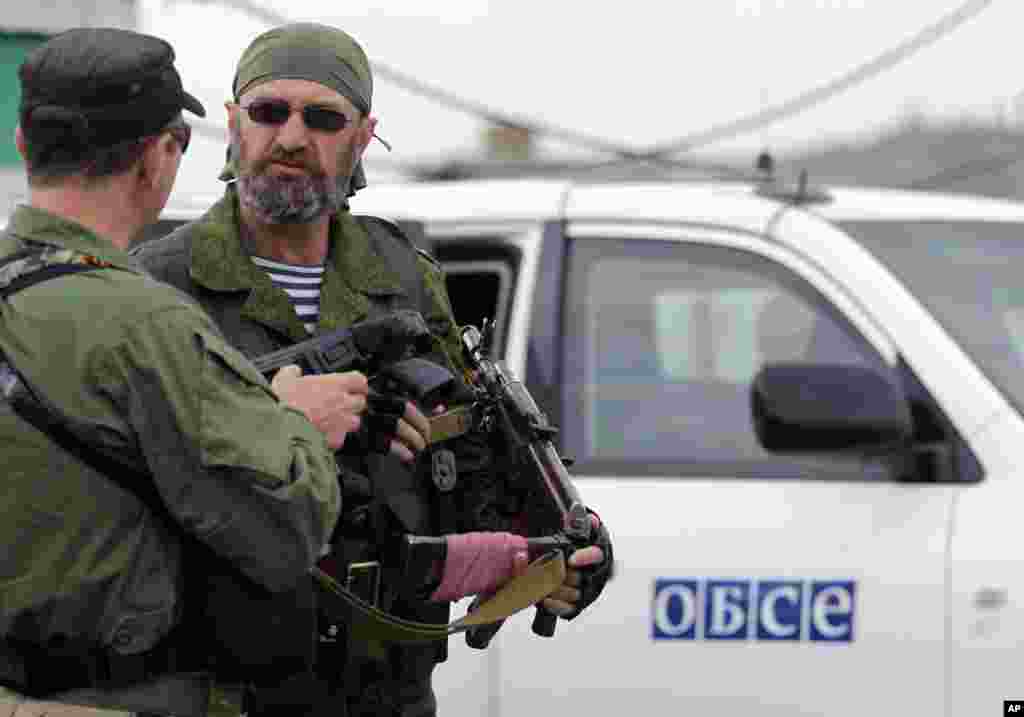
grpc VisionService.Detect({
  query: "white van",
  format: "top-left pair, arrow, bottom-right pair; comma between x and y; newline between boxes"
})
13,175 -> 1024,715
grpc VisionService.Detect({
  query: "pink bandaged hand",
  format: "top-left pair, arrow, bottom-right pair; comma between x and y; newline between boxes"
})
430,532 -> 529,602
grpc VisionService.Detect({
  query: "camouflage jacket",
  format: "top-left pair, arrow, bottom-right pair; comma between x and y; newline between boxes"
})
0,205 -> 341,655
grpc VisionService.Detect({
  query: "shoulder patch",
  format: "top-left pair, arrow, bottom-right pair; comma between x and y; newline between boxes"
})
0,243 -> 109,292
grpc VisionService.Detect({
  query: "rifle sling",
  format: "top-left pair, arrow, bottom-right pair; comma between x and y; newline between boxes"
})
427,404 -> 475,444
313,551 -> 565,643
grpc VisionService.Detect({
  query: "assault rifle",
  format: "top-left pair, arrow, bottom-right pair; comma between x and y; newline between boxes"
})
252,308 -> 437,385
401,319 -> 597,643
255,312 -> 604,642
252,310 -> 458,448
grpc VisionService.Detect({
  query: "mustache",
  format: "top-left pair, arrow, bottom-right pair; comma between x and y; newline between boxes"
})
252,148 -> 324,176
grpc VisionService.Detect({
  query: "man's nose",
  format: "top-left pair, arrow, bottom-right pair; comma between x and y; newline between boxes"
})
275,108 -> 310,151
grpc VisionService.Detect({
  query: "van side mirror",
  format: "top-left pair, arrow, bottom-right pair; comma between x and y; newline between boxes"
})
751,363 -> 912,454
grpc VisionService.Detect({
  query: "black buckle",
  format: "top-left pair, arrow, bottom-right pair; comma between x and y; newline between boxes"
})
431,448 -> 457,492
346,561 -> 382,606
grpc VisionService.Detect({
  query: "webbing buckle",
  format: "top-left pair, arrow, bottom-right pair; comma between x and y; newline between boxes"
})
347,561 -> 382,606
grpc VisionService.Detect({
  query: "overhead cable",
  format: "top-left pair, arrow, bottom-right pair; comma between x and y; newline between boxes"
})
183,0 -> 996,174
633,0 -> 997,158
186,0 -> 648,160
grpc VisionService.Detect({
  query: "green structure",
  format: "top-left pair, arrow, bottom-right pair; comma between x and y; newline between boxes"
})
0,32 -> 49,166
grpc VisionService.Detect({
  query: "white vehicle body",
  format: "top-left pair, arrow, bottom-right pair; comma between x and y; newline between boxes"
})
7,178 -> 1022,716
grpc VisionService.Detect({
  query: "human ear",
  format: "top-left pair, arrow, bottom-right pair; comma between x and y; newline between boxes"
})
226,101 -> 239,134
358,115 -> 378,155
14,125 -> 27,161
139,133 -> 179,189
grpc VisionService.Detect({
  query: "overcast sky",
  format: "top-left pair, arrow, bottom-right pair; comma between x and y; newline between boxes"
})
145,0 -> 1023,197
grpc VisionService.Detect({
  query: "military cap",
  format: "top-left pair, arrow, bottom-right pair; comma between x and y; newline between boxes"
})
18,27 -> 206,153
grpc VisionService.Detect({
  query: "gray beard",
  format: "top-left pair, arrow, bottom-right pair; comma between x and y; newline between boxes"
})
236,171 -> 347,224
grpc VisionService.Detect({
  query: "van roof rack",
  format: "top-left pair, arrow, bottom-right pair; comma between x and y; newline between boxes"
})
752,152 -> 833,205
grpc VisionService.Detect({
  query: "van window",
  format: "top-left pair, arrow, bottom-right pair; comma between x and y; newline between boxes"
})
563,237 -> 895,480
844,220 -> 1024,420
434,240 -> 520,359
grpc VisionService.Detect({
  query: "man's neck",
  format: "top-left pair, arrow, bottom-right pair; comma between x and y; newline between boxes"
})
29,184 -> 142,250
240,207 -> 332,266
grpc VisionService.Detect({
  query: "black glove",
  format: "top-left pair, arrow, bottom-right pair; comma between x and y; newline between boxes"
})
562,510 -> 614,621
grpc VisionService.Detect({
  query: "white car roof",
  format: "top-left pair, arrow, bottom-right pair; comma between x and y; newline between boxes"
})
358,180 -> 1024,227
143,178 -> 1024,229
809,185 -> 1024,222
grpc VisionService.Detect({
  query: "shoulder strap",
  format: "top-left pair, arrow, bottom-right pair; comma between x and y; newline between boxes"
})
2,368 -> 175,530
0,250 -> 153,508
355,214 -> 440,265
0,263 -> 102,299
0,247 -> 200,572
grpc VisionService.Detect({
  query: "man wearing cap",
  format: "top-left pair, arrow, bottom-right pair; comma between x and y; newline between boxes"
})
0,27 -> 374,717
133,21 -> 613,717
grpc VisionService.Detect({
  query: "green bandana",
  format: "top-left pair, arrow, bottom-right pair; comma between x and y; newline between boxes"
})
219,22 -> 379,196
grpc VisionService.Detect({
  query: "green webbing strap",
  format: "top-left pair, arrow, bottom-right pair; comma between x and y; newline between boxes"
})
427,404 -> 475,444
312,551 -> 567,643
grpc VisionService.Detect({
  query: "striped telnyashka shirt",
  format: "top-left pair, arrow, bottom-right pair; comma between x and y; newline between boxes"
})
252,256 -> 325,334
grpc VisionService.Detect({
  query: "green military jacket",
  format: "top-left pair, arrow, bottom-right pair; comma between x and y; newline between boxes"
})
0,205 -> 341,655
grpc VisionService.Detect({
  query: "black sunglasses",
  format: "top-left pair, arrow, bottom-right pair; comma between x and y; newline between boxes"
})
240,99 -> 351,133
165,122 -> 192,154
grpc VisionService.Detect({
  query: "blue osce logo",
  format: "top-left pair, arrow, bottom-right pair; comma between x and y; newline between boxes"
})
652,579 -> 856,642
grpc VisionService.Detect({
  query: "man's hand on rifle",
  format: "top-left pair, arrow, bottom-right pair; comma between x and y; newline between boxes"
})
425,512 -> 613,615
542,513 -> 614,620
271,365 -> 368,450
387,400 -> 431,463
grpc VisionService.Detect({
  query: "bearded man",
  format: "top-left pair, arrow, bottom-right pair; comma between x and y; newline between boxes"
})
132,22 -> 611,717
